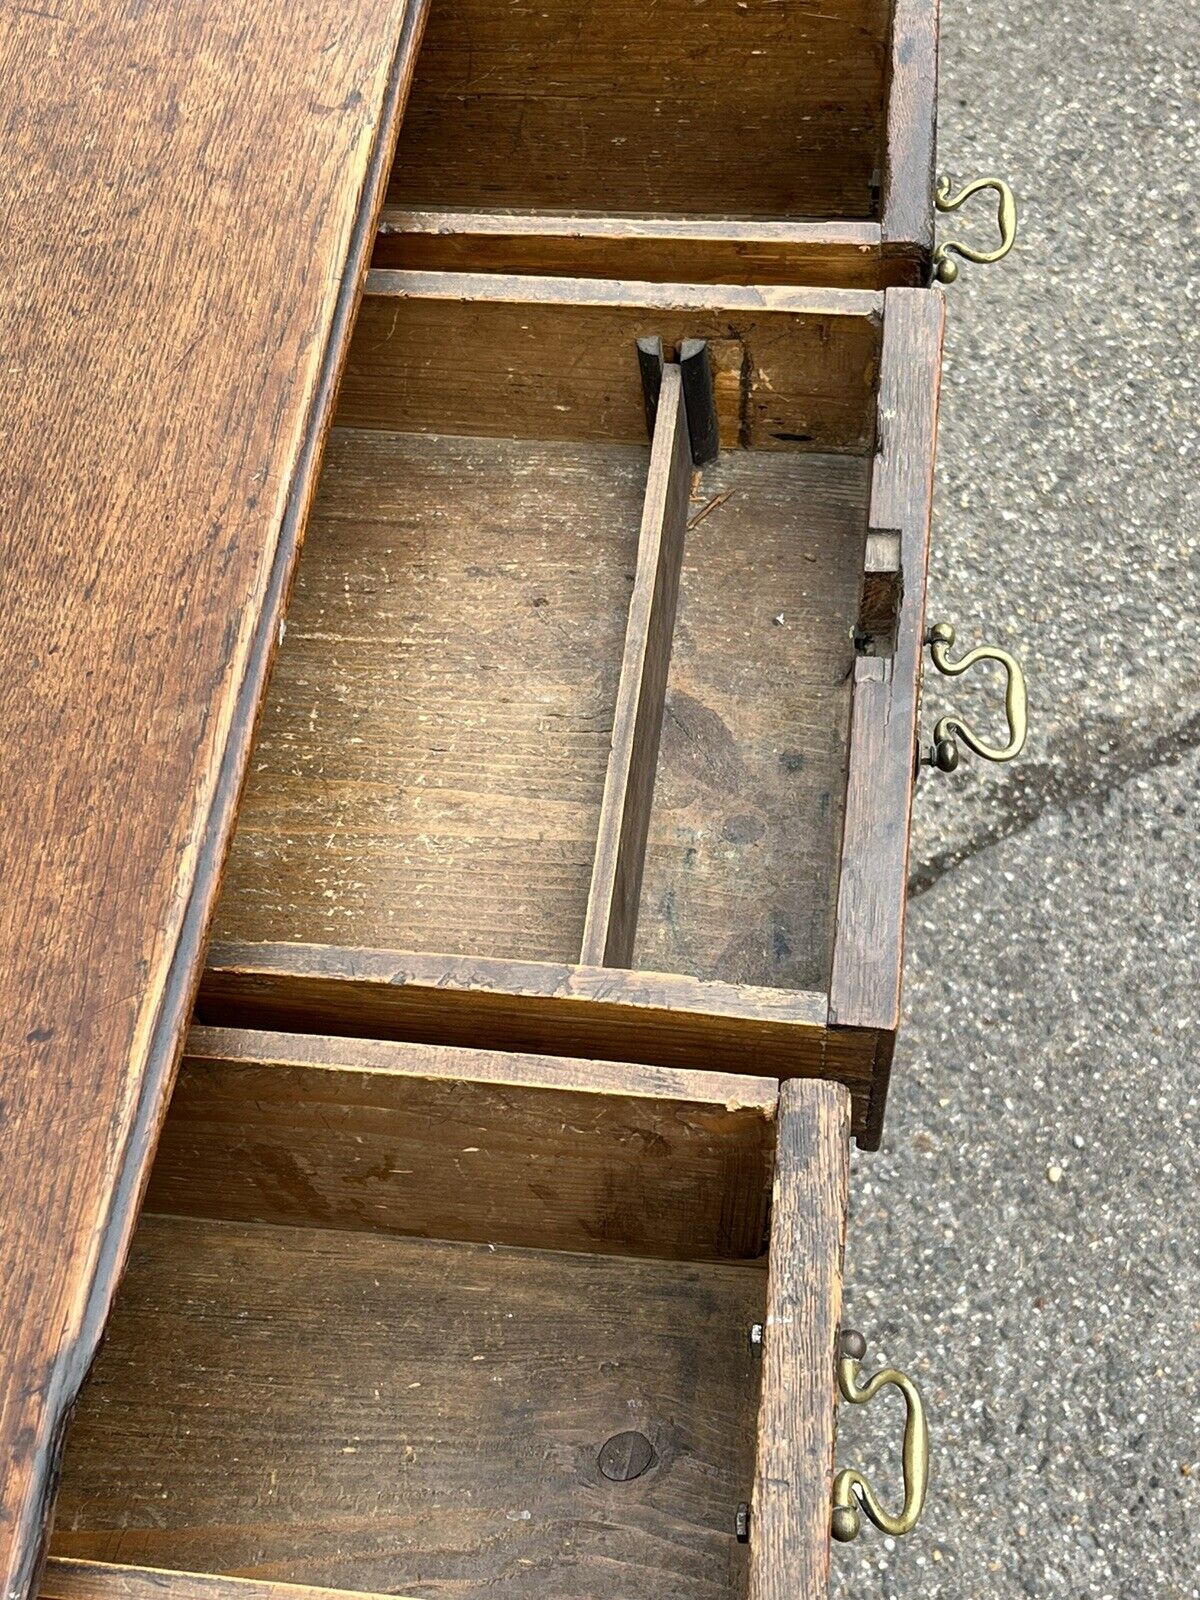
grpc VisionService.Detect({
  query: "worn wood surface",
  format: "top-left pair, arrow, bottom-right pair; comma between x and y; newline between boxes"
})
581,365 -> 692,967
0,5 -> 423,1597
389,0 -> 889,222
198,944 -> 877,1131
215,441 -> 874,981
146,1026 -> 778,1261
53,1217 -> 764,1600
342,274 -> 882,453
829,288 -> 945,1145
749,1080 -> 850,1600
215,429 -> 643,962
373,210 -> 893,288
41,1561 -> 415,1600
882,0 -> 941,273
636,451 -> 870,993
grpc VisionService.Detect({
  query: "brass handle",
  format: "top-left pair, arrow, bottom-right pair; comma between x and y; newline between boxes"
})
831,1330 -> 929,1543
923,621 -> 1028,772
933,174 -> 1018,282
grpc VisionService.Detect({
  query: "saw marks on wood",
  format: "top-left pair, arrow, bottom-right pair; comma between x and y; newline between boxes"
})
636,451 -> 869,991
215,429 -> 646,961
53,1215 -> 764,1600
216,432 -> 869,981
389,0 -> 890,221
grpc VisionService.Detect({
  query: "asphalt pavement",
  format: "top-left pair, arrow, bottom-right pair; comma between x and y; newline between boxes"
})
830,3 -> 1199,1596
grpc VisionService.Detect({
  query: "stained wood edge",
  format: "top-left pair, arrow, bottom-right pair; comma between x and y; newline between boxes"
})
40,1558 -> 418,1600
580,363 -> 691,966
9,12 -> 432,1600
182,1024 -> 780,1116
198,943 -> 878,1132
828,287 -> 945,1144
372,209 -> 889,287
362,267 -> 883,321
748,1079 -> 851,1600
881,0 -> 940,271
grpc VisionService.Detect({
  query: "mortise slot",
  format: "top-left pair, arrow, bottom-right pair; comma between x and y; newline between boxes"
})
857,529 -> 903,656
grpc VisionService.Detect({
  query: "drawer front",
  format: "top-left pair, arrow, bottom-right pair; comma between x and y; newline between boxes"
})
47,1031 -> 863,1600
0,6 -> 429,1597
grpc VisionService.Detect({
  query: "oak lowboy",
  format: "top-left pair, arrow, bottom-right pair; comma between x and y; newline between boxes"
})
202,271 -> 944,1147
43,1027 -> 926,1600
1,4 -> 959,1595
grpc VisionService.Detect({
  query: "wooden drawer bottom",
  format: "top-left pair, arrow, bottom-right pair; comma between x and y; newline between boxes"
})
49,1030 -> 849,1600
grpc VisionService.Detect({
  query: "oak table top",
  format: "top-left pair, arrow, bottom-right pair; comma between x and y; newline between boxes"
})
0,3 -> 424,1594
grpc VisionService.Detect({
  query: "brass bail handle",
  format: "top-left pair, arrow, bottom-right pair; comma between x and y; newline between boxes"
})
832,1330 -> 929,1543
923,621 -> 1028,773
933,174 -> 1018,282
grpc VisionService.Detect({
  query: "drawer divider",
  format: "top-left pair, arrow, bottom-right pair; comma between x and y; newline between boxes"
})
579,352 -> 696,968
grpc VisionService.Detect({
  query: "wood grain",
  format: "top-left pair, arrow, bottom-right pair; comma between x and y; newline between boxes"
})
53,1217 -> 765,1600
0,5 -> 424,1597
749,1080 -> 851,1600
198,943 -> 877,1132
214,444 -> 876,983
388,0 -> 890,222
342,274 -> 883,453
144,1025 -> 778,1261
882,0 -> 941,275
581,365 -> 692,967
828,288 -> 945,1146
635,452 -> 870,994
373,210 -> 893,288
41,1560 -> 415,1600
214,429 -> 644,962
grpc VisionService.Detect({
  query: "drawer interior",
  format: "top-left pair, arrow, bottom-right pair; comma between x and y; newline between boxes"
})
50,1031 -> 848,1600
391,0 -> 890,223
373,1 -> 931,286
212,274 -> 880,1001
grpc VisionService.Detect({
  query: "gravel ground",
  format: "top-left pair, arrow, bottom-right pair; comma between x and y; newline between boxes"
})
830,3 -> 1199,1597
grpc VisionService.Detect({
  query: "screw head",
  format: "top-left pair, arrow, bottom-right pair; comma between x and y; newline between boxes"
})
735,1503 -> 751,1542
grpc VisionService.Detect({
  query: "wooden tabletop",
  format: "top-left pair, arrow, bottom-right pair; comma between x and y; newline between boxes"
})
0,3 -> 423,1594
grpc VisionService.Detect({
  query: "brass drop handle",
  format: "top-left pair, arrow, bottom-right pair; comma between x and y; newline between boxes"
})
923,621 -> 1028,772
831,1330 -> 929,1543
933,174 -> 1018,282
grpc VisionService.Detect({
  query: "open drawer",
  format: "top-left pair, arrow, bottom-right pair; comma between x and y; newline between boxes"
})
375,0 -> 939,288
201,273 -> 943,1145
45,1027 -> 902,1599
